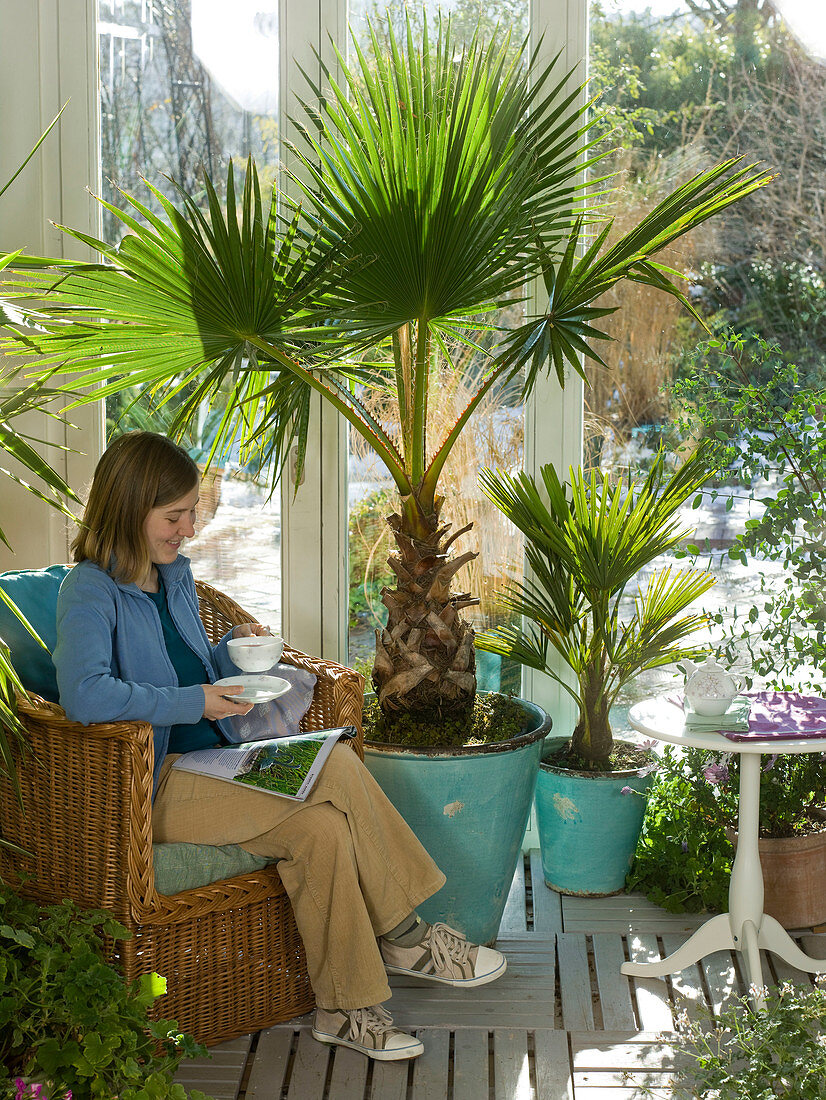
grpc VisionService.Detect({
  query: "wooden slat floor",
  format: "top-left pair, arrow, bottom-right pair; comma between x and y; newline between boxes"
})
175,850 -> 826,1099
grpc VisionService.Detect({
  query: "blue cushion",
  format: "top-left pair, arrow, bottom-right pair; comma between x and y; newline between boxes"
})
0,565 -> 70,702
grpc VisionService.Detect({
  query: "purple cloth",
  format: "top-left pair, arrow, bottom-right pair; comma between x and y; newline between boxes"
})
722,692 -> 826,741
222,661 -> 317,743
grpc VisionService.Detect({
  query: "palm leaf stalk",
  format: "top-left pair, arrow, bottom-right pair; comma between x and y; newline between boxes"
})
1,15 -> 770,727
476,447 -> 717,766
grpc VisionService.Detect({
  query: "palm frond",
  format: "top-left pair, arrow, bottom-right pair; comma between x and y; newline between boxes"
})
0,102 -> 67,203
288,18 -> 597,338
495,160 -> 775,383
0,159 -> 386,483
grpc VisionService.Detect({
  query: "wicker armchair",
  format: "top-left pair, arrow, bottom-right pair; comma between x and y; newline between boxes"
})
0,579 -> 365,1046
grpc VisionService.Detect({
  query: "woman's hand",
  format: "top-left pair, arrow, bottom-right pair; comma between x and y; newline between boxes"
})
232,622 -> 271,639
203,683 -> 254,719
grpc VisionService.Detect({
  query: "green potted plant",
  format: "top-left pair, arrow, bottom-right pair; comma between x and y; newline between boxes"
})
0,885 -> 212,1100
476,445 -> 718,895
636,979 -> 826,1099
625,331 -> 826,926
1,18 -> 769,937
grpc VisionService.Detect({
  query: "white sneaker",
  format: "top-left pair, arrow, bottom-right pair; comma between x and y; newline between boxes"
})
380,921 -> 507,987
312,1004 -> 424,1061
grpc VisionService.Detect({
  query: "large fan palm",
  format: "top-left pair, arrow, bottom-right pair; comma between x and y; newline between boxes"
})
1,17 -> 770,724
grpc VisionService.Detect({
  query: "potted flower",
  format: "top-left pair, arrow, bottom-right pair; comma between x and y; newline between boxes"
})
476,446 -> 718,895
630,741 -> 826,928
650,978 -> 826,1099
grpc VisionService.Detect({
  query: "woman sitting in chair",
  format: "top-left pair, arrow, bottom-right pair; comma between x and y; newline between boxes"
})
53,431 -> 505,1062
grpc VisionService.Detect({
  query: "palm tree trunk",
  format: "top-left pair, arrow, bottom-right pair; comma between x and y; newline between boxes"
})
571,669 -> 613,766
371,494 -> 480,720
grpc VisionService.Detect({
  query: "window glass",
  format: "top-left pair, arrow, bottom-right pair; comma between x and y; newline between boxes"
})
98,0 -> 281,626
590,0 -> 826,709
344,1 -> 530,692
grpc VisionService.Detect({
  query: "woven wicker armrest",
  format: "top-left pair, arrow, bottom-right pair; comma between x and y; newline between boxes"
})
3,693 -> 155,922
284,643 -> 365,756
194,579 -> 365,752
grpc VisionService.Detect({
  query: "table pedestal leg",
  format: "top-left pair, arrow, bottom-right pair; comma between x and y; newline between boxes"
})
621,912 -> 736,977
758,914 -> 826,974
621,753 -> 826,1005
741,919 -> 765,1008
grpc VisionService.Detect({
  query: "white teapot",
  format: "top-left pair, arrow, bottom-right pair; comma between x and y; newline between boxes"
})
682,659 -> 745,716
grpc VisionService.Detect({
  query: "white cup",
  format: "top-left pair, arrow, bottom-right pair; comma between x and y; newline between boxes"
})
227,634 -> 284,672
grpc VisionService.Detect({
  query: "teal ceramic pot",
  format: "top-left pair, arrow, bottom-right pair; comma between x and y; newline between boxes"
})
363,696 -> 551,945
534,735 -> 654,896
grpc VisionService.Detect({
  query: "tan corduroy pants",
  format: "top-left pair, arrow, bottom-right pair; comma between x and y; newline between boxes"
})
153,744 -> 446,1009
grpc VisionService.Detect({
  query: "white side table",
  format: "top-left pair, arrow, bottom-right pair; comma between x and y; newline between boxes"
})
621,695 -> 826,1006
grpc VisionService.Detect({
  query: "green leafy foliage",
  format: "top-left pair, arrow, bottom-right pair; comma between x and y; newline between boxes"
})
693,260 -> 826,391
627,745 -> 733,914
675,332 -> 826,690
635,980 -> 826,1099
629,737 -> 824,914
476,447 -> 717,765
0,886 -> 213,1100
589,1 -> 783,165
347,487 -> 394,629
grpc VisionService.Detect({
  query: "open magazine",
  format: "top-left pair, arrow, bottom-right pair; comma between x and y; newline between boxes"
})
171,726 -> 357,801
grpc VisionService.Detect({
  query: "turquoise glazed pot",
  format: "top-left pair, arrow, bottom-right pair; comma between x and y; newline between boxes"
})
534,735 -> 654,896
363,697 -> 551,945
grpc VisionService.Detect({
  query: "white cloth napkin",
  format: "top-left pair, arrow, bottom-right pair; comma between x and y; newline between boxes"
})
683,696 -> 750,731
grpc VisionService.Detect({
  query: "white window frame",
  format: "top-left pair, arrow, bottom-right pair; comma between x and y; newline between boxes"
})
524,0 -> 588,725
0,0 -> 104,571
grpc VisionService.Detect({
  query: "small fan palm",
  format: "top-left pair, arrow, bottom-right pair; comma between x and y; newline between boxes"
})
1,16 -> 770,726
476,447 -> 717,766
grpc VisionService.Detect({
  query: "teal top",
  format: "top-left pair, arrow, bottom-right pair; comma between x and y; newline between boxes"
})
146,580 -> 223,754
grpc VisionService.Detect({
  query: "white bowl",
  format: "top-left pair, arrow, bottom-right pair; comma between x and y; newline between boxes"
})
227,635 -> 284,672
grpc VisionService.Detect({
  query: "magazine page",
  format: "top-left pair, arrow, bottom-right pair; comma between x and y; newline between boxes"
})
171,726 -> 356,801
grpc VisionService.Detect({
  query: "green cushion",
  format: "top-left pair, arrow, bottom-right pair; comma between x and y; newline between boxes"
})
152,842 -> 272,895
0,565 -> 70,702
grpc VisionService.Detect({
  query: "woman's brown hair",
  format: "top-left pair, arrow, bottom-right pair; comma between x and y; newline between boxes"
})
73,432 -> 199,584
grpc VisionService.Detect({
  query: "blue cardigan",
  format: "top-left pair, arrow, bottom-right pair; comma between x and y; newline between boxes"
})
54,556 -> 238,798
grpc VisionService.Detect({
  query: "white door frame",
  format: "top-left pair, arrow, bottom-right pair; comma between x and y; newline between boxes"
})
0,0 -> 104,572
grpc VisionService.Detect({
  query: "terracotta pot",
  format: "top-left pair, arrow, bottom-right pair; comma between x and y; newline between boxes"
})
728,826 -> 826,929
